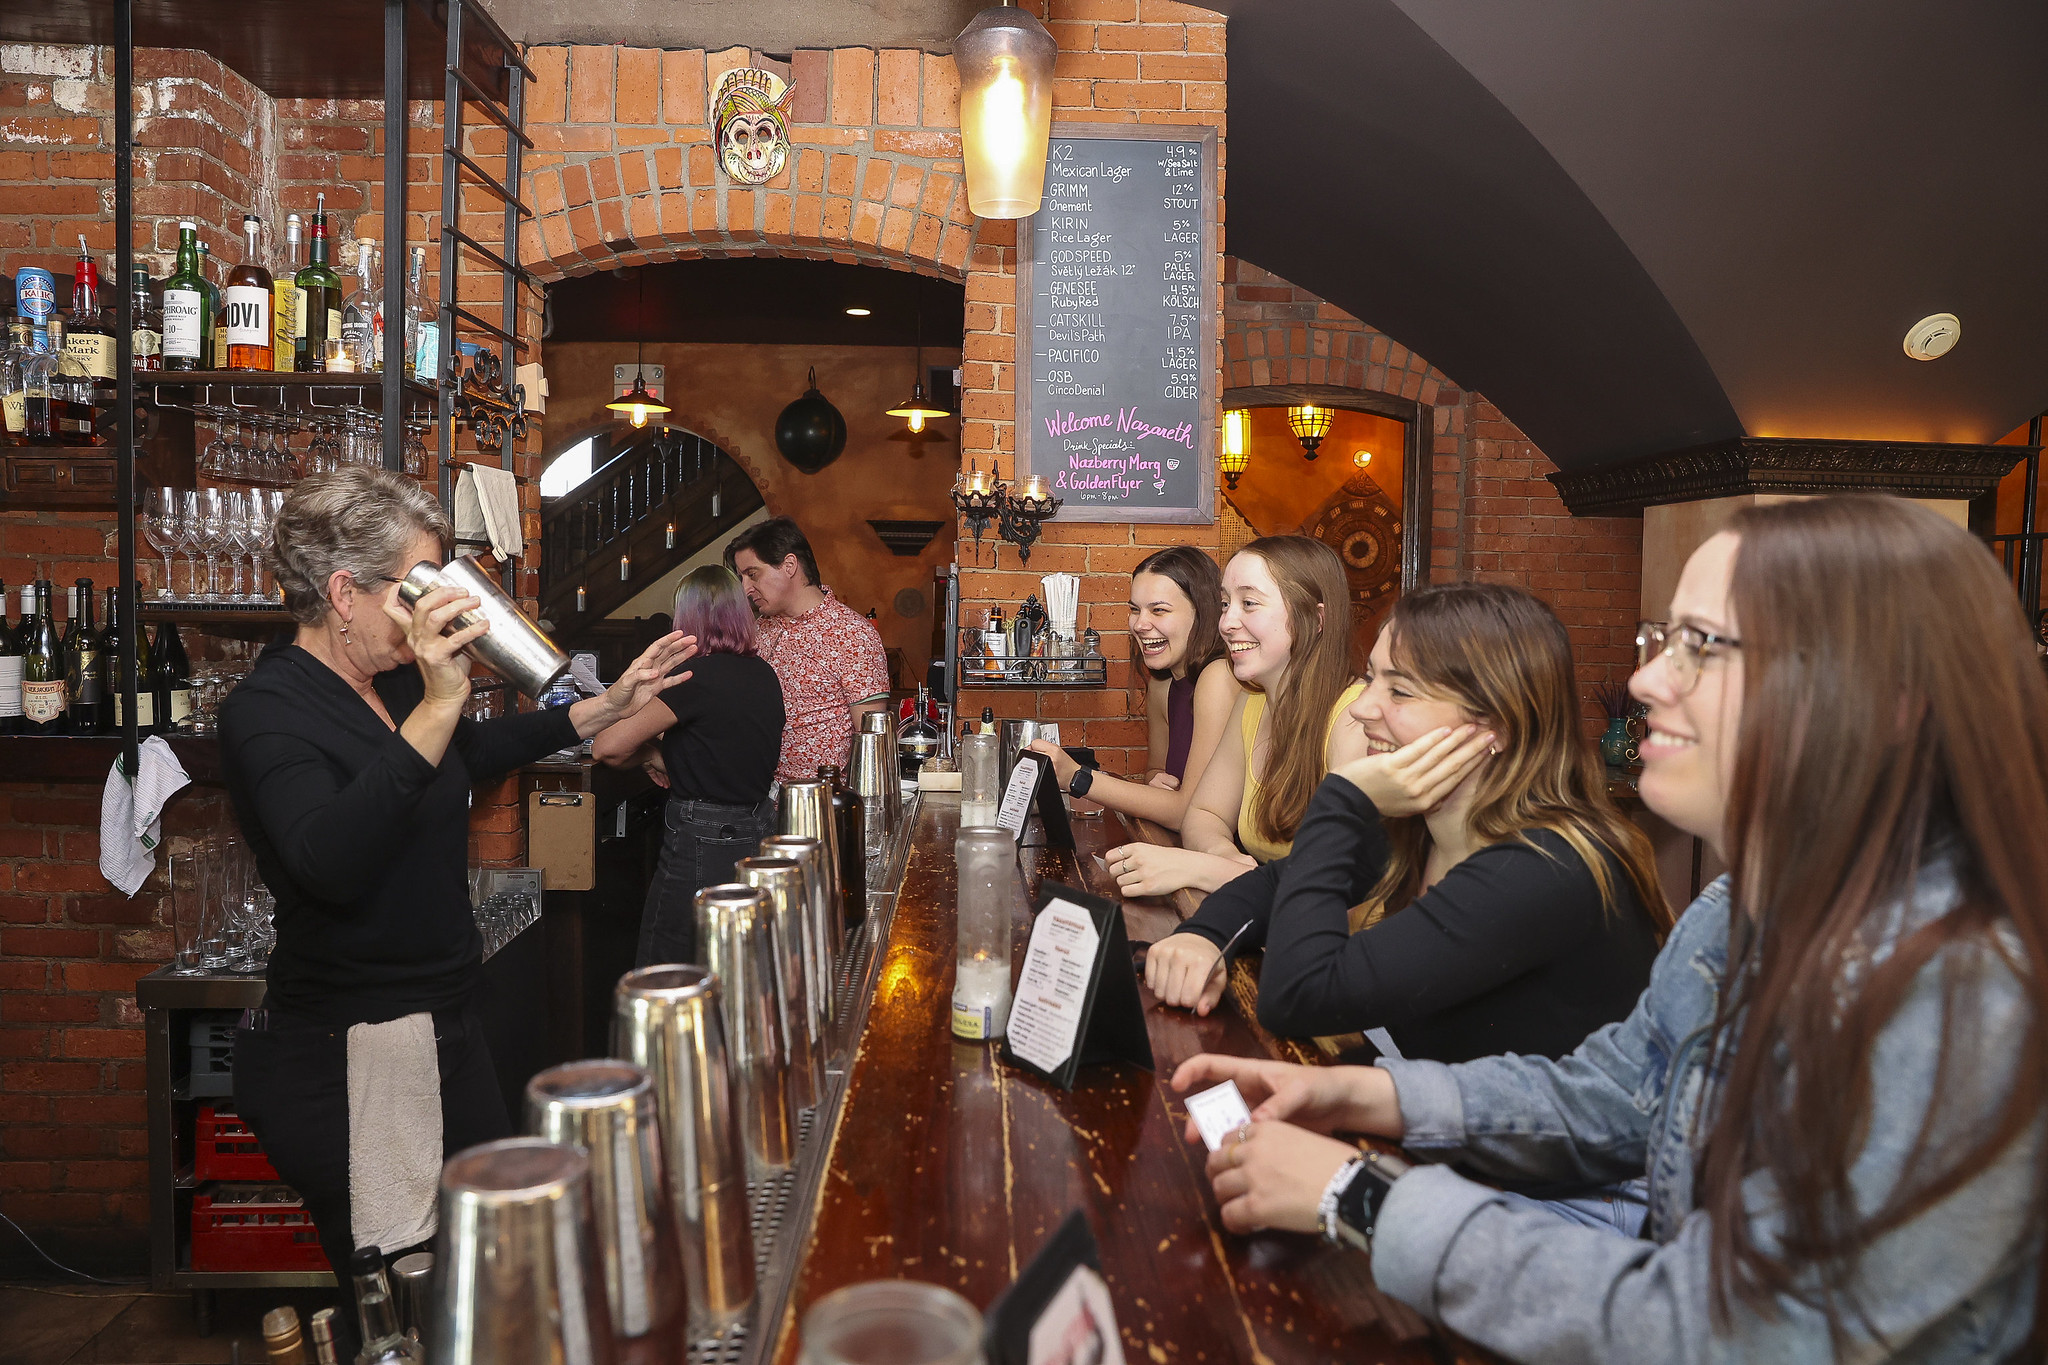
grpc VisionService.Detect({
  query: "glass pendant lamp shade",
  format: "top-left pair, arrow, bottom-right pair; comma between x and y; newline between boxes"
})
1220,409 -> 1248,489
955,5 -> 1057,219
1286,403 -> 1332,459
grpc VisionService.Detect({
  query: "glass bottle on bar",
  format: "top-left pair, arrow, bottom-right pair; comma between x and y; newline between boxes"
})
18,325 -> 55,446
349,1248 -> 423,1364
0,580 -> 19,736
65,577 -> 101,735
112,583 -> 154,735
340,239 -> 381,374
152,618 -> 191,734
94,585 -> 118,734
38,319 -> 103,447
272,213 -> 301,373
403,245 -> 429,381
294,194 -> 343,373
0,319 -> 30,445
162,222 -> 210,372
952,825 -> 1014,1041
898,682 -> 940,778
225,214 -> 274,372
130,267 -> 161,373
65,236 -> 118,395
198,242 -> 224,370
22,580 -> 65,735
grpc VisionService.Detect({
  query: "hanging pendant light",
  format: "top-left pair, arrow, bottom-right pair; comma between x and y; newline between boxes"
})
1220,409 -> 1248,490
955,3 -> 1057,218
1286,403 -> 1332,459
886,297 -> 951,434
607,270 -> 671,428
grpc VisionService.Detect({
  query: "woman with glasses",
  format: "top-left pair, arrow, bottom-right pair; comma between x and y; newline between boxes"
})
1148,582 -> 1667,1076
219,467 -> 694,1340
1174,497 -> 2047,1362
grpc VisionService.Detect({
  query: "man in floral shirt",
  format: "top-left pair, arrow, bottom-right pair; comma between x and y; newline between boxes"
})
726,517 -> 890,781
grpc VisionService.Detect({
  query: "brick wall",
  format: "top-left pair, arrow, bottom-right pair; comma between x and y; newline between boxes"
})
1221,259 -> 1642,711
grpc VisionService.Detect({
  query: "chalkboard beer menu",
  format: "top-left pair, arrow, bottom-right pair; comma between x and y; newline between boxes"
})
1017,125 -> 1219,524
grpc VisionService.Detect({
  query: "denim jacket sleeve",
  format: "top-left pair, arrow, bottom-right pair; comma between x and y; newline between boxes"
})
1368,876 -> 2045,1364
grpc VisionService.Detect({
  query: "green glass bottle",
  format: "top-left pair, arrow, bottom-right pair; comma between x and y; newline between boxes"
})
0,578 -> 18,736
22,580 -> 66,735
64,577 -> 101,734
162,222 -> 210,372
294,193 -> 344,373
152,620 -> 191,734
113,583 -> 154,735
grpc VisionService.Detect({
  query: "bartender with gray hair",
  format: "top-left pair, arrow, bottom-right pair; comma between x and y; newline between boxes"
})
222,466 -> 694,1337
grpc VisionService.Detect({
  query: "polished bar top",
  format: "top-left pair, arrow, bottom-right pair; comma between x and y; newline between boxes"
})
767,794 -> 1460,1365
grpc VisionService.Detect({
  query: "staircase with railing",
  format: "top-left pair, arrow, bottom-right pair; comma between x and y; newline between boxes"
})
539,428 -> 764,637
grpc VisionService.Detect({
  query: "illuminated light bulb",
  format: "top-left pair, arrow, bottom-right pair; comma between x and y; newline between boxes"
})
1353,448 -> 1372,469
908,410 -> 926,435
980,61 -> 1029,173
630,404 -> 648,428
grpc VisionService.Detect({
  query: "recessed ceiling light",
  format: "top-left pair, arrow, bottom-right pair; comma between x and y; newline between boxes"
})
845,307 -> 871,317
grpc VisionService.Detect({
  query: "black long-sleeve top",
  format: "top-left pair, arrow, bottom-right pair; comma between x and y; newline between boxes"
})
220,642 -> 580,1026
1175,774 -> 1660,1063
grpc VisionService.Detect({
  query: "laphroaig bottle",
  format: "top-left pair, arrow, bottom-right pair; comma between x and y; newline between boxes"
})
130,267 -> 162,372
224,214 -> 274,372
294,194 -> 343,373
111,583 -> 154,735
272,213 -> 302,373
152,619 -> 191,733
21,580 -> 66,735
64,577 -> 101,735
0,580 -> 19,735
162,222 -> 209,372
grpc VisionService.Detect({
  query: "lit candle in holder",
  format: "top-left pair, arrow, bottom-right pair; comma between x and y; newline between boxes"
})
620,554 -> 631,581
576,586 -> 587,612
665,521 -> 676,549
1021,474 -> 1049,501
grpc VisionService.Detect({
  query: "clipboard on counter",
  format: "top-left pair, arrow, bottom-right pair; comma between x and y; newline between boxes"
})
527,790 -> 595,891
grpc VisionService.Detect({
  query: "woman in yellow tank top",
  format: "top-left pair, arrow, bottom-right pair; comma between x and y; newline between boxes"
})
1106,536 -> 1364,897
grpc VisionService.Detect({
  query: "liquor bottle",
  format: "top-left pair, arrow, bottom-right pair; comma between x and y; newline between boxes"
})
18,326 -> 54,447
262,1306 -> 309,1365
64,236 -> 117,389
272,213 -> 302,373
349,1248 -> 423,1364
978,705 -> 995,735
22,580 -> 65,735
95,586 -> 118,733
162,222 -> 210,372
0,320 -> 29,445
897,682 -> 940,778
307,1308 -> 344,1365
152,619 -> 191,733
340,239 -> 380,373
0,581 -> 18,736
38,319 -> 103,447
403,245 -> 430,382
64,577 -> 101,734
294,194 -> 344,373
225,215 -> 274,371
198,242 -> 224,370
130,267 -> 162,372
112,583 -> 153,734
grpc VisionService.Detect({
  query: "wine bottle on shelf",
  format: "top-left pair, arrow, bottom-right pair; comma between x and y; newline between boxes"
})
152,619 -> 191,735
198,242 -> 224,371
272,213 -> 302,373
0,580 -> 19,736
112,584 -> 154,735
294,194 -> 344,374
225,214 -> 274,372
65,236 -> 117,396
130,267 -> 161,373
22,580 -> 66,735
58,581 -> 80,731
95,586 -> 118,734
162,222 -> 210,373
64,577 -> 102,735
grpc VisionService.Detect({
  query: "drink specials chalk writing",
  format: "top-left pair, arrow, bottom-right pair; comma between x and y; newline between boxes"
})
1017,125 -> 1217,524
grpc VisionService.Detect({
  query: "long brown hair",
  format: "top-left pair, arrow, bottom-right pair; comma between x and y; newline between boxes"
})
1130,545 -> 1226,681
1356,582 -> 1667,931
1239,536 -> 1356,847
1698,497 -> 2048,1343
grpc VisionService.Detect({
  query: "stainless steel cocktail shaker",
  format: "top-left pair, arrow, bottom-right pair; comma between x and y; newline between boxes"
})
397,556 -> 571,697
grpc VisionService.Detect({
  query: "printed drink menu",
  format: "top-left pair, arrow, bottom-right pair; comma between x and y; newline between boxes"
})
1019,127 -> 1217,524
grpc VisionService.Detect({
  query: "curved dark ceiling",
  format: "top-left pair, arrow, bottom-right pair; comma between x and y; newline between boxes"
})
1215,0 -> 2048,469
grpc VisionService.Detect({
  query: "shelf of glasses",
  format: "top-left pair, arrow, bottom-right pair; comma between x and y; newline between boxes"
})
142,370 -> 439,417
141,600 -> 293,626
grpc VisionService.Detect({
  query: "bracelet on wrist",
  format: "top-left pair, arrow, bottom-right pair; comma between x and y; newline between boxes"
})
1316,1157 -> 1366,1246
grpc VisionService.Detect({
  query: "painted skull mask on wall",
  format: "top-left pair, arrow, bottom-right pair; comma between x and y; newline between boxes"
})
711,68 -> 795,185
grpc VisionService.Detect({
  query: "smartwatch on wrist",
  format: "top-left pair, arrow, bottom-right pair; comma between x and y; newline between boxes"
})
1067,765 -> 1095,798
1320,1148 -> 1411,1251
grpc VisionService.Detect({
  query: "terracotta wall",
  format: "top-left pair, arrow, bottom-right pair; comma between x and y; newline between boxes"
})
544,340 -> 960,672
1224,405 -> 1406,536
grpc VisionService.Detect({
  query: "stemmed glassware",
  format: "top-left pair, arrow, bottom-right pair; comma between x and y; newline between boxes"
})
201,412 -> 229,477
192,487 -> 226,601
144,488 -> 179,598
175,489 -> 202,600
220,491 -> 250,600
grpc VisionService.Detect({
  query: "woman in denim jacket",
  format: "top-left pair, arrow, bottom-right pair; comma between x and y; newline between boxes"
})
1176,496 -> 2047,1362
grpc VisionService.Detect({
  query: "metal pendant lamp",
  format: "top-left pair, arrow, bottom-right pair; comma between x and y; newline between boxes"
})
606,271 -> 670,429
885,302 -> 951,435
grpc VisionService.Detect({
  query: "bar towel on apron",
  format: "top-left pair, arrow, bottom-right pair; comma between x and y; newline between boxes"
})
346,1013 -> 442,1254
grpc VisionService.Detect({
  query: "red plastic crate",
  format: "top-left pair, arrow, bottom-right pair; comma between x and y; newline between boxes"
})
194,1105 -> 280,1183
190,1184 -> 330,1273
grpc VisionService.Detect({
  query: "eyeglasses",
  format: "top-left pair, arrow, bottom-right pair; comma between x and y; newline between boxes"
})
1636,620 -> 1741,695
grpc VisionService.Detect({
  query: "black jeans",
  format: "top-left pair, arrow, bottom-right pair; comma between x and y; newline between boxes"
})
636,795 -> 775,967
232,1004 -> 512,1342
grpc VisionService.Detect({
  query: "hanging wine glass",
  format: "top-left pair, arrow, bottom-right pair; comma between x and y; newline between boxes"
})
202,411 -> 229,477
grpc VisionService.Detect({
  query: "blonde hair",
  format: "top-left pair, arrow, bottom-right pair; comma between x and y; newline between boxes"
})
1238,536 -> 1357,848
269,467 -> 451,625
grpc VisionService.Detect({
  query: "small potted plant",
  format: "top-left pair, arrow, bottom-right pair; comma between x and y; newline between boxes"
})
1592,681 -> 1635,768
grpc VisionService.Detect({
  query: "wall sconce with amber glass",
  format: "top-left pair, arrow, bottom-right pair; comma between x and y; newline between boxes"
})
1287,404 -> 1332,460
1220,409 -> 1248,490
954,5 -> 1057,218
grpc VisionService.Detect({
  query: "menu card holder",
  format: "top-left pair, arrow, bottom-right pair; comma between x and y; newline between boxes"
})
983,1209 -> 1127,1365
1000,881 -> 1153,1091
997,750 -> 1075,851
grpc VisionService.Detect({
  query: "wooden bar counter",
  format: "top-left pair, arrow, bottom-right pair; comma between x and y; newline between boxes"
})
764,793 -> 1457,1365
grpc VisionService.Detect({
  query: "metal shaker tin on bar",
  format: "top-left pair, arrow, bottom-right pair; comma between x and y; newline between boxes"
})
397,556 -> 571,697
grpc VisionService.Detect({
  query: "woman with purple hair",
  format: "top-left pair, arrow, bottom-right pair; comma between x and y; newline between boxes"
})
594,564 -> 786,965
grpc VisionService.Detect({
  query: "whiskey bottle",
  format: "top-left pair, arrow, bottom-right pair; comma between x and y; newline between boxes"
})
38,319 -> 103,447
294,194 -> 344,373
130,268 -> 162,372
162,222 -> 210,372
0,320 -> 30,445
272,213 -> 302,373
225,214 -> 274,371
64,236 -> 118,389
